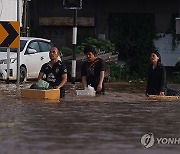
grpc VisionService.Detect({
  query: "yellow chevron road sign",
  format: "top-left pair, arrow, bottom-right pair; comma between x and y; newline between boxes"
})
0,21 -> 20,48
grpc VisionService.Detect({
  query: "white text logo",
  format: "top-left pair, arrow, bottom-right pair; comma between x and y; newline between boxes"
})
141,133 -> 180,149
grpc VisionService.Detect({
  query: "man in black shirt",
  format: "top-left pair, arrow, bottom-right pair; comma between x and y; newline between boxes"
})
81,45 -> 105,94
38,47 -> 67,98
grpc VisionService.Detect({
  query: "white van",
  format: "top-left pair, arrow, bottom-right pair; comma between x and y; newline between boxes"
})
154,33 -> 180,68
0,37 -> 53,82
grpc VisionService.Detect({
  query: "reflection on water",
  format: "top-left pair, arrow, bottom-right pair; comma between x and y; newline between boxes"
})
0,82 -> 180,154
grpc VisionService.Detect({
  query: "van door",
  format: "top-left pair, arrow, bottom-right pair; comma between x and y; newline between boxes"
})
38,41 -> 53,64
25,40 -> 42,78
25,40 -> 52,79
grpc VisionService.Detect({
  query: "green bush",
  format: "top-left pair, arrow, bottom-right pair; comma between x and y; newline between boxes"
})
107,63 -> 129,82
77,37 -> 116,54
61,47 -> 72,57
110,14 -> 156,79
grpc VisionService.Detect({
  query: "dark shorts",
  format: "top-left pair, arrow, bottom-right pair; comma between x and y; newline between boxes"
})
60,87 -> 65,98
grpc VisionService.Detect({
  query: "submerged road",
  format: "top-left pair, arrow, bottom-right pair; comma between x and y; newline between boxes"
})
0,81 -> 180,154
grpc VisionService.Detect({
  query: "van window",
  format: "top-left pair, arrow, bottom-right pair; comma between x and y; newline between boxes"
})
20,40 -> 27,51
28,41 -> 40,52
39,41 -> 52,52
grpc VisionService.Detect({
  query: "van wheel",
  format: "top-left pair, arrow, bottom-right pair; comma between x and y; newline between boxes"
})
20,66 -> 27,83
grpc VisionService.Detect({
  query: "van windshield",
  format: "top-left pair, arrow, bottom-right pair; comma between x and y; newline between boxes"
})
0,40 -> 27,52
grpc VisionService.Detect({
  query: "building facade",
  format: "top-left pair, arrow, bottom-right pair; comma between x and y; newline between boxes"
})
29,0 -> 180,48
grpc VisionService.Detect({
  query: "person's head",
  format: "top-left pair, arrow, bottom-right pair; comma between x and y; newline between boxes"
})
150,51 -> 161,64
83,45 -> 97,62
49,47 -> 61,61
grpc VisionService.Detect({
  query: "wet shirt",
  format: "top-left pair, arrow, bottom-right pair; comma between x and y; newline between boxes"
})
146,62 -> 167,95
81,58 -> 105,92
40,60 -> 67,88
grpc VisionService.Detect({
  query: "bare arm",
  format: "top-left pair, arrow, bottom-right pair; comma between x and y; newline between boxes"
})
82,76 -> 87,89
55,73 -> 67,89
38,72 -> 44,80
97,71 -> 104,91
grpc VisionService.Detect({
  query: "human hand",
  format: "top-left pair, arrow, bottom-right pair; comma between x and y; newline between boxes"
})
145,92 -> 149,97
97,83 -> 102,91
55,86 -> 60,89
160,92 -> 165,96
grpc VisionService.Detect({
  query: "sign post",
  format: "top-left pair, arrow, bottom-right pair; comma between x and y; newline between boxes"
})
0,21 -> 20,83
17,0 -> 21,88
6,48 -> 10,83
71,9 -> 77,84
63,0 -> 82,84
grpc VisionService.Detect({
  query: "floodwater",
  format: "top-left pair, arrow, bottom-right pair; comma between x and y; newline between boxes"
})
0,81 -> 180,154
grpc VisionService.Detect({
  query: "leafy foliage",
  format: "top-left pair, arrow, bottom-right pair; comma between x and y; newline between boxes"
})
107,63 -> 129,82
110,13 -> 157,78
61,37 -> 116,57
77,37 -> 116,54
61,47 -> 72,57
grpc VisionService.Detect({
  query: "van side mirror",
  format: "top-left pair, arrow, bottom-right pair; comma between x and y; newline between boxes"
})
27,48 -> 37,54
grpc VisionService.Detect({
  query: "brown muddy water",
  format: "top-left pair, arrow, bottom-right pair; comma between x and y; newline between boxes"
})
0,81 -> 180,154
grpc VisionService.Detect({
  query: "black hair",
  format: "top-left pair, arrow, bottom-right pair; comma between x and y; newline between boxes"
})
83,45 -> 97,56
151,51 -> 161,62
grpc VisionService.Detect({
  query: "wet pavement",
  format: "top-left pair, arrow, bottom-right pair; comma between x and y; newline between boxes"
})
0,81 -> 180,154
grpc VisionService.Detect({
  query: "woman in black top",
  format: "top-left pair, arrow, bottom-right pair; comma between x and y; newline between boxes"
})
146,51 -> 167,96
